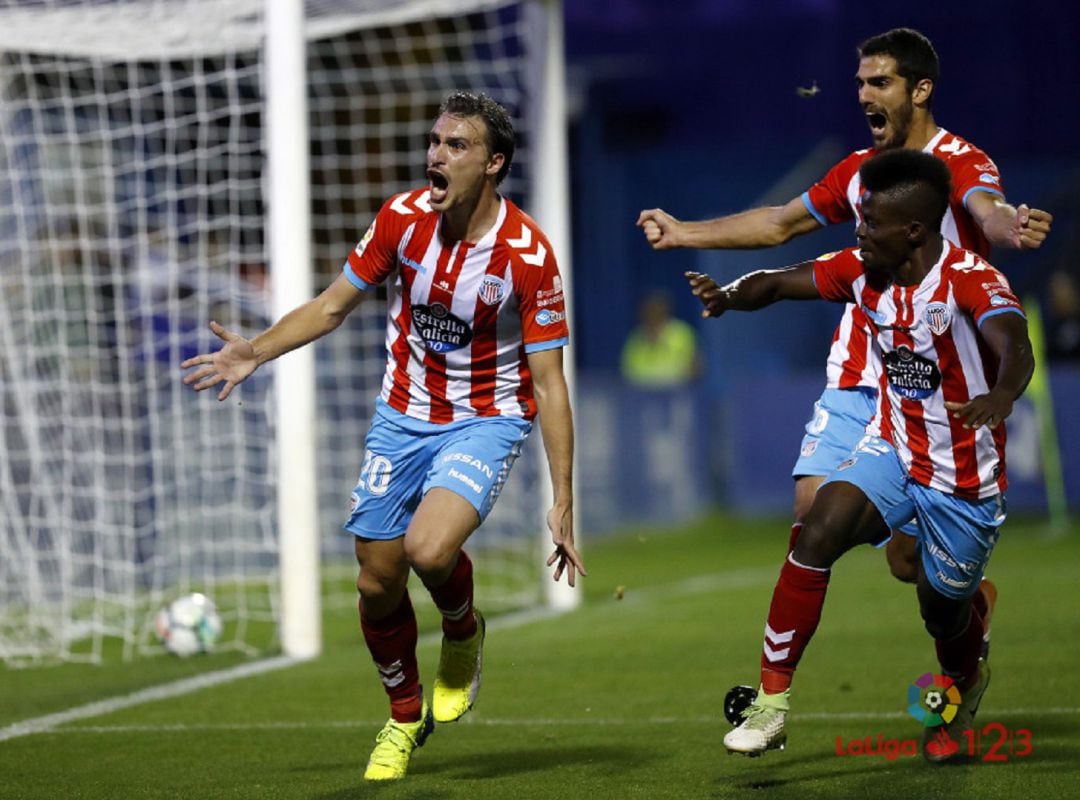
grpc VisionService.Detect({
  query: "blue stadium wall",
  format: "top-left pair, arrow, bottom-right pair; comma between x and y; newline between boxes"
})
562,3 -> 1079,529
578,367 -> 1080,534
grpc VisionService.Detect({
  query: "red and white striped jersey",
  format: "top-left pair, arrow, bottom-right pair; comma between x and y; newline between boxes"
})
802,130 -> 1006,390
813,244 -> 1026,499
344,188 -> 569,424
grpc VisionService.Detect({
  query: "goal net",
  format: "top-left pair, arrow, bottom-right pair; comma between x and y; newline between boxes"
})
0,0 -> 554,666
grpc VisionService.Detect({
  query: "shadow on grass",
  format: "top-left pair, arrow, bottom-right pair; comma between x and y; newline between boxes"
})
312,744 -> 650,799
418,743 -> 650,779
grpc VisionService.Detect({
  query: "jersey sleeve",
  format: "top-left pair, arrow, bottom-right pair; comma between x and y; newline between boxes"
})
949,146 -> 1006,211
951,260 -> 1025,327
802,152 -> 863,226
512,227 -> 569,353
343,194 -> 410,289
811,247 -> 862,303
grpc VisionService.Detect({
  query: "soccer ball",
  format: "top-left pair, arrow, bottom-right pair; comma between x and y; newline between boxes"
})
154,593 -> 223,657
723,684 -> 758,725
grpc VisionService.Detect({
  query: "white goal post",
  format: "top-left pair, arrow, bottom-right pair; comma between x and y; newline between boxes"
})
0,0 -> 576,667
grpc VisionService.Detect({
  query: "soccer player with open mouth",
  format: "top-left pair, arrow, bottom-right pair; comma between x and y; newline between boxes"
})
183,91 -> 585,782
686,149 -> 1033,762
637,28 -> 1051,758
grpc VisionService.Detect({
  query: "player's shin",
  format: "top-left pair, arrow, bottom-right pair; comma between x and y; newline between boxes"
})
760,554 -> 831,694
360,591 -> 423,722
424,549 -> 477,640
934,603 -> 984,691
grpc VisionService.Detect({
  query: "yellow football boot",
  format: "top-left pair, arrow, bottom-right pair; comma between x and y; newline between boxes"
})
433,608 -> 486,723
363,700 -> 434,781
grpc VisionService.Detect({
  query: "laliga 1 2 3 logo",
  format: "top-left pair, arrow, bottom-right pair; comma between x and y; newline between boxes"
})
907,672 -> 961,726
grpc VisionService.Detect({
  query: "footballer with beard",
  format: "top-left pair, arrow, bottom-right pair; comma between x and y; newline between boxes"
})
637,27 -> 1050,634
683,149 -> 1034,762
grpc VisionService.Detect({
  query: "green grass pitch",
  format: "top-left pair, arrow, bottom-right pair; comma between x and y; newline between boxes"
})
2,513 -> 1077,799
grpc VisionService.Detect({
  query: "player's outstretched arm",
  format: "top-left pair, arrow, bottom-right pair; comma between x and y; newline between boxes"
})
637,195 -> 821,251
685,261 -> 819,318
528,347 -> 586,587
967,191 -> 1054,251
181,273 -> 364,401
944,311 -> 1034,430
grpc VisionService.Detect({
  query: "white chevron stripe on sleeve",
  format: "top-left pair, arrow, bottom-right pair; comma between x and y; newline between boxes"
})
507,225 -> 531,249
520,243 -> 547,266
390,191 -> 431,215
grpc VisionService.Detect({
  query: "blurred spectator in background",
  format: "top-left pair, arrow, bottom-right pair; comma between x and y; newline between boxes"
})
1047,270 -> 1080,361
620,290 -> 700,387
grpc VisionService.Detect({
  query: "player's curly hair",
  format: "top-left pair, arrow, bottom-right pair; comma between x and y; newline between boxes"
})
858,28 -> 940,109
438,91 -> 515,185
859,149 -> 952,229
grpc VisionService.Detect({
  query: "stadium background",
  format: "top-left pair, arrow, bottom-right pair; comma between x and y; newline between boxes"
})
2,4 -> 1078,797
562,0 -> 1080,530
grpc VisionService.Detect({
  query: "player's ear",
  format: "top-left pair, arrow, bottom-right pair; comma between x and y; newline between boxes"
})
485,151 -> 505,179
911,78 -> 933,108
907,220 -> 928,245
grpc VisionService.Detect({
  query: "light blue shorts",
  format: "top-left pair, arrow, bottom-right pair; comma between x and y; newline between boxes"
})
794,387 -> 918,540
823,436 -> 1006,599
791,387 -> 877,479
344,399 -> 532,540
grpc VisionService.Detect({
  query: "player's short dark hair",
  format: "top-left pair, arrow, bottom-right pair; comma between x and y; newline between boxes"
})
859,149 -> 952,229
858,28 -> 939,108
438,91 -> 515,185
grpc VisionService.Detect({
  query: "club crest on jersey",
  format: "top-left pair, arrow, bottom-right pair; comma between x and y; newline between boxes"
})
478,275 -> 506,306
411,303 -> 473,353
884,345 -> 942,400
924,302 -> 951,335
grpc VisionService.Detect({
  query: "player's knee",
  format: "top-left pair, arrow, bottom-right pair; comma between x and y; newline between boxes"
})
885,533 -> 918,584
922,614 -> 962,642
887,551 -> 918,583
921,604 -> 968,641
356,568 -> 406,616
403,537 -> 456,584
790,520 -> 841,568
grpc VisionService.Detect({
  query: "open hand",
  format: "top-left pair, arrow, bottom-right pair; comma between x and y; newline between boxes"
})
180,321 -> 258,401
